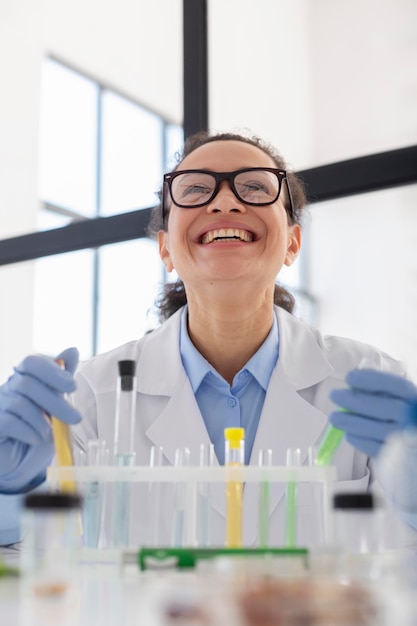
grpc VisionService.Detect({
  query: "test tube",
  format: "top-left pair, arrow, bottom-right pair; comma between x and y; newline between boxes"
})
315,426 -> 345,466
308,445 -> 328,547
258,448 -> 272,547
83,439 -> 108,548
148,445 -> 164,546
315,357 -> 375,466
73,447 -> 87,467
198,443 -> 215,546
172,447 -> 191,547
285,447 -> 301,548
111,360 -> 137,548
224,427 -> 245,548
113,360 -> 137,466
51,359 -> 77,493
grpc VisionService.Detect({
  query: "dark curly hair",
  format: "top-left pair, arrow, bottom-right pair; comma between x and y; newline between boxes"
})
148,130 -> 307,322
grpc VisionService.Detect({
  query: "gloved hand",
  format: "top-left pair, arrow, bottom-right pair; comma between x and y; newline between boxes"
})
329,369 -> 417,458
0,347 -> 82,493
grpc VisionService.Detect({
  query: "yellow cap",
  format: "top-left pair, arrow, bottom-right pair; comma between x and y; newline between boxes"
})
224,427 -> 245,449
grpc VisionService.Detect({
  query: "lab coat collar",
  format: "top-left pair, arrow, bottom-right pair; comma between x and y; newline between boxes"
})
138,306 -> 332,396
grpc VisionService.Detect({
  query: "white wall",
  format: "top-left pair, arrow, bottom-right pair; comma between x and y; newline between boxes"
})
306,0 -> 417,380
307,186 -> 417,381
0,0 -> 416,382
309,0 -> 417,166
208,0 -> 314,170
0,1 -> 43,379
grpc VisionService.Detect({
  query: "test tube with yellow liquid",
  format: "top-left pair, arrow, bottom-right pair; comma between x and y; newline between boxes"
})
224,427 -> 245,548
51,359 -> 76,493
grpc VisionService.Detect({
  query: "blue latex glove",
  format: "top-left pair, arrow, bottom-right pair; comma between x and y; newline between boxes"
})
329,369 -> 417,458
0,347 -> 82,493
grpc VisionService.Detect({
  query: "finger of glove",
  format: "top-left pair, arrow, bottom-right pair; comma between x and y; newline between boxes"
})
0,440 -> 53,492
0,439 -> 28,475
14,355 -> 76,394
0,396 -> 53,444
7,375 -> 81,425
330,388 -> 410,423
56,347 -> 79,376
329,410 -> 401,441
346,369 -> 417,401
344,433 -> 383,458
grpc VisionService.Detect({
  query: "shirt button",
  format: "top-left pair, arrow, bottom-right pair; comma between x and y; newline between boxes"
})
228,398 -> 237,407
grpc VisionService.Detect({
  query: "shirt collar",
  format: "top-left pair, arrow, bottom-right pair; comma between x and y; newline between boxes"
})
179,306 -> 279,392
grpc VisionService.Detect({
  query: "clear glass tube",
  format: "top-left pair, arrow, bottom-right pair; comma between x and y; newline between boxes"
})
258,448 -> 272,547
285,447 -> 301,548
148,445 -> 164,546
172,447 -> 191,547
83,439 -> 108,548
198,443 -> 215,546
111,360 -> 137,547
113,359 -> 137,462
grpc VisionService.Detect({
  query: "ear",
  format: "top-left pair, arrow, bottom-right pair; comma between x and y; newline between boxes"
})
284,224 -> 301,266
158,230 -> 174,272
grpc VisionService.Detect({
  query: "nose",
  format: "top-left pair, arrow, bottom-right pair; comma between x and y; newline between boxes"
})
206,181 -> 246,214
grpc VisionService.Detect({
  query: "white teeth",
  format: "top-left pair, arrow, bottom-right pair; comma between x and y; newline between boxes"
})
201,228 -> 253,244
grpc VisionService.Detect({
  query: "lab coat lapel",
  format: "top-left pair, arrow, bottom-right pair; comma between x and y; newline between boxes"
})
144,372 -> 213,467
137,309 -> 214,466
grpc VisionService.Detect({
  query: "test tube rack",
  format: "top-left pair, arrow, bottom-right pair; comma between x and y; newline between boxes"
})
47,464 -> 337,551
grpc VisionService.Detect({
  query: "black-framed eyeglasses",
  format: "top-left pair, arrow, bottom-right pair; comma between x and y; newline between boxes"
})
162,167 -> 295,223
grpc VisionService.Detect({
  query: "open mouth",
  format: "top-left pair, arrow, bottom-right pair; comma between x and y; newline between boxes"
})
200,228 -> 254,244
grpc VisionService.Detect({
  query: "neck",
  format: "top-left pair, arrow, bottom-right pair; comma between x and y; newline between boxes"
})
186,288 -> 274,385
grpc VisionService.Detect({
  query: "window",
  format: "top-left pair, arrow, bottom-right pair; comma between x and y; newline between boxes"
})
35,58 -> 183,359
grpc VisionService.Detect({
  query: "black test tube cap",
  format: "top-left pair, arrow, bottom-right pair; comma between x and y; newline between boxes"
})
118,360 -> 136,391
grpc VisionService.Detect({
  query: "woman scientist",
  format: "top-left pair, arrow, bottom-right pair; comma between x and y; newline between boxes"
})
0,130 -> 415,547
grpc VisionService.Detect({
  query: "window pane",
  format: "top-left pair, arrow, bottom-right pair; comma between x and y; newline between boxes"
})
101,92 -> 163,215
165,124 -> 184,169
33,249 -> 94,359
97,239 -> 163,353
38,59 -> 98,217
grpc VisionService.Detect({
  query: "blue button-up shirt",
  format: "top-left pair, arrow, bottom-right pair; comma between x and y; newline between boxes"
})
180,307 -> 279,465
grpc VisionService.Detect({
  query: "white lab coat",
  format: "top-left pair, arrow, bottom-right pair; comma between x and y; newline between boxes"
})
71,306 -> 407,548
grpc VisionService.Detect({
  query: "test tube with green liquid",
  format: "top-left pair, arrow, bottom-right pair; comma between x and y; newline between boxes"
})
285,447 -> 301,548
258,448 -> 272,547
315,358 -> 374,466
315,424 -> 345,466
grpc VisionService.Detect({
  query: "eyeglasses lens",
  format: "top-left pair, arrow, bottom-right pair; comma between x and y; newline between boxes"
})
171,172 -> 215,207
234,170 -> 279,204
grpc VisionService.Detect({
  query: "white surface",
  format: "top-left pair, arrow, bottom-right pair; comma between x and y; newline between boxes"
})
0,564 -> 164,626
1,554 -> 417,626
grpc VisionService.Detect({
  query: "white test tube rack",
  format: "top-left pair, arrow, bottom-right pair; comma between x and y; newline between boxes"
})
47,464 -> 337,550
